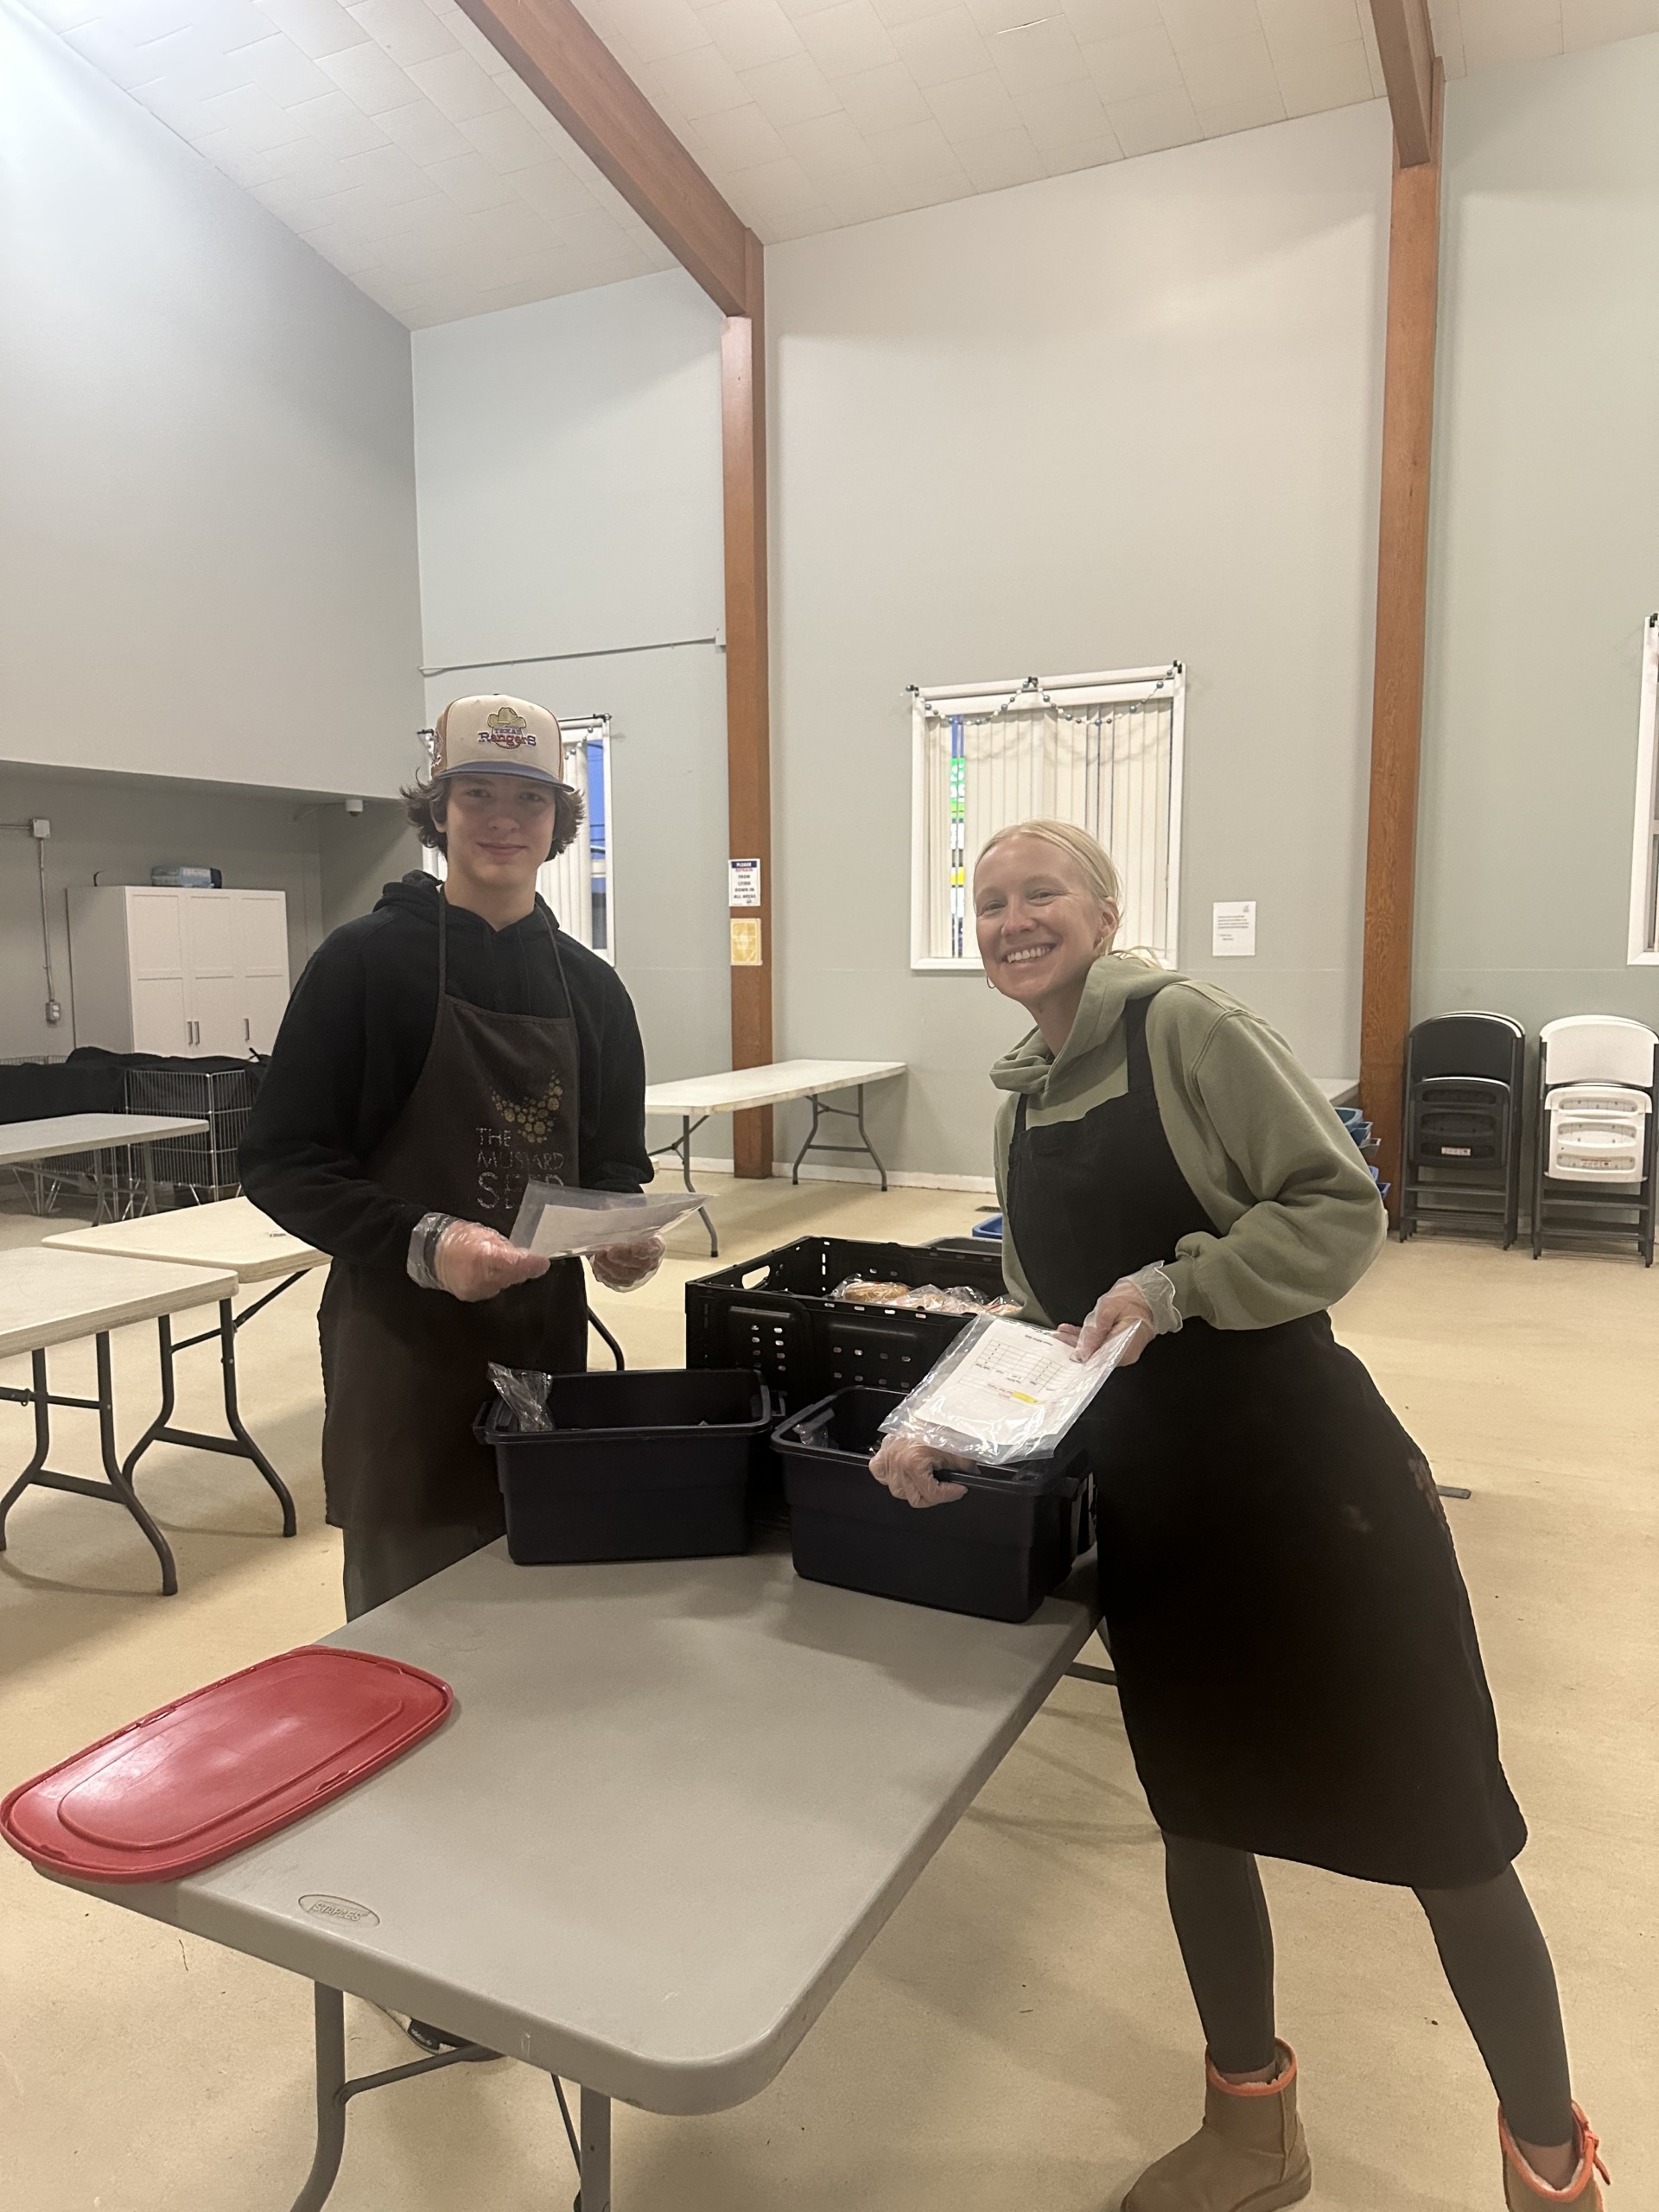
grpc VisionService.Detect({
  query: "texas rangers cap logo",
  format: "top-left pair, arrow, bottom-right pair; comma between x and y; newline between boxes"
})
479,707 -> 536,752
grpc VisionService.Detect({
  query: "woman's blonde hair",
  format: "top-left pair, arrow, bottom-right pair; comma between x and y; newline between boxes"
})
975,818 -> 1123,911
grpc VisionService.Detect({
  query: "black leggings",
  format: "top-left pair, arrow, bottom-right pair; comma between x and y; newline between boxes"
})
1162,1834 -> 1574,2149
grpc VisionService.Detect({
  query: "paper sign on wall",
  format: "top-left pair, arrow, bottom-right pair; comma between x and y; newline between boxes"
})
730,918 -> 763,967
729,858 -> 762,908
1212,901 -> 1256,957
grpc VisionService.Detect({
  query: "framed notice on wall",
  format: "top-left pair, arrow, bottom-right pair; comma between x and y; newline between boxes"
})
729,857 -> 762,908
730,918 -> 762,967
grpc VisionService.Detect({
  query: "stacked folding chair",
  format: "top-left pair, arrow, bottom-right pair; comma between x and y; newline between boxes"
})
1531,1015 -> 1656,1266
1399,1012 -> 1526,1248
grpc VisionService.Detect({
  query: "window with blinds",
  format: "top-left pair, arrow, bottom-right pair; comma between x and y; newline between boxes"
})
423,715 -> 614,961
910,665 -> 1185,971
1628,615 -> 1659,965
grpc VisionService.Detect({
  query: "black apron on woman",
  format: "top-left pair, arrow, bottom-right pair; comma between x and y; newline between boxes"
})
1006,989 -> 1526,1890
319,898 -> 588,1618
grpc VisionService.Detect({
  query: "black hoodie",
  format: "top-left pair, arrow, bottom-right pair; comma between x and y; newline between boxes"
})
238,872 -> 651,1273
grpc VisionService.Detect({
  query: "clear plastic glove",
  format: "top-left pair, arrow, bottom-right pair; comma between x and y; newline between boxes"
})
435,1219 -> 550,1303
868,1432 -> 976,1510
1056,1277 -> 1156,1366
589,1236 -> 665,1294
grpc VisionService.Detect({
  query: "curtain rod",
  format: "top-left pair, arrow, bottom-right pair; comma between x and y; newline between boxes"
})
422,633 -> 721,680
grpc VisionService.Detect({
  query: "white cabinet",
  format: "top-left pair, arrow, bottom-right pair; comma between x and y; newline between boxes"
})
68,887 -> 290,1056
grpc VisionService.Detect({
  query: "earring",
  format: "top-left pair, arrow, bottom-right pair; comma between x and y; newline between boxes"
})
985,974 -> 997,988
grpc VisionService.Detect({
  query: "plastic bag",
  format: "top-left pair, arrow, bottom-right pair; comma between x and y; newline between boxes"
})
878,1314 -> 1137,1466
488,1363 -> 553,1433
830,1277 -> 1021,1317
510,1182 -> 706,1258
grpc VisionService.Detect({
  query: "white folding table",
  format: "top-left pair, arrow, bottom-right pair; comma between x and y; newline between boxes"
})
39,1539 -> 1096,2209
0,1111 -> 211,1221
43,1198 -> 326,1548
0,1246 -> 244,1596
645,1058 -> 907,1255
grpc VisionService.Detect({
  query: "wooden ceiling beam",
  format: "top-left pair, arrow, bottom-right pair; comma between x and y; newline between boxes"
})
453,0 -> 756,315
1368,0 -> 1437,167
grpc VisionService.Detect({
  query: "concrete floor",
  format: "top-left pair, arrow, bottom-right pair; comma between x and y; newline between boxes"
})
0,1174 -> 1652,2210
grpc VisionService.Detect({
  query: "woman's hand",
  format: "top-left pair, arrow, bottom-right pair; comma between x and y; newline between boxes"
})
868,1433 -> 975,1509
434,1220 -> 550,1303
589,1236 -> 665,1294
1057,1278 -> 1157,1365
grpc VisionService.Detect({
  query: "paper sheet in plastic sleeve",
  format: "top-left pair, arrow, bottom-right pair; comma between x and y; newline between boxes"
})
510,1182 -> 706,1258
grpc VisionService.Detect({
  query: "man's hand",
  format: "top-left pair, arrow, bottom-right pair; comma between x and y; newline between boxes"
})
1055,1278 -> 1156,1365
868,1433 -> 975,1509
434,1220 -> 550,1302
589,1236 -> 665,1294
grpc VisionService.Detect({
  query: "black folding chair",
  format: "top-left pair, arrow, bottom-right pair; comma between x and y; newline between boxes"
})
1399,1013 -> 1525,1248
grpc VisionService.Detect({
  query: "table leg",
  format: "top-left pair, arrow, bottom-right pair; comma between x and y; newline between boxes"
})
791,1087 -> 891,1191
0,1348 -> 53,1555
141,1142 -> 158,1218
123,1305 -> 297,1537
679,1115 -> 717,1258
289,1986 -> 348,2212
576,2086 -> 612,2212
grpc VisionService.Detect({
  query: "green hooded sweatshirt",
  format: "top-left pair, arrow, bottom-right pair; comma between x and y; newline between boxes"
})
990,958 -> 1385,1331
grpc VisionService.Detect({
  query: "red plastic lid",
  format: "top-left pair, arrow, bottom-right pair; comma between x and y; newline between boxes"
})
2,1646 -> 452,1885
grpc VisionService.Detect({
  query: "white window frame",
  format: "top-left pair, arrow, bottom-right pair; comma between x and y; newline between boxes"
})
1627,614 -> 1659,965
908,663 -> 1185,974
422,715 -> 615,963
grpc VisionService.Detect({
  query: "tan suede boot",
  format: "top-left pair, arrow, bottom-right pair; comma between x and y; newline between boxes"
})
1500,2105 -> 1609,2209
1122,2043 -> 1313,2212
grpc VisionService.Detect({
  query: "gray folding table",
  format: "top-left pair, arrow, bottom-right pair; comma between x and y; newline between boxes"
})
39,1540 -> 1096,2209
0,1109 -> 211,1220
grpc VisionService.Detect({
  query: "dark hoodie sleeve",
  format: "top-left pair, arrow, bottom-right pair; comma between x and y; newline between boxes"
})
585,960 -> 652,1192
238,929 -> 425,1272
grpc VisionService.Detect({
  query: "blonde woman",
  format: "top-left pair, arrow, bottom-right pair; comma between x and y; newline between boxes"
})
871,820 -> 1603,2211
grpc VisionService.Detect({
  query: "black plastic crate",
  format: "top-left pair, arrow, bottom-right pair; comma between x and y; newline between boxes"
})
685,1236 -> 1009,1415
773,1385 -> 1087,1624
477,1368 -> 771,1566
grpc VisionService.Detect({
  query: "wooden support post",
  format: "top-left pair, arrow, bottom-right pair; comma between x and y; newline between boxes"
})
722,232 -> 773,1178
449,0 -> 777,1178
1359,56 -> 1444,1215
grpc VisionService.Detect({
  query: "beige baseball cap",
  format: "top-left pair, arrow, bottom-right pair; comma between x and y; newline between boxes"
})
431,695 -> 566,785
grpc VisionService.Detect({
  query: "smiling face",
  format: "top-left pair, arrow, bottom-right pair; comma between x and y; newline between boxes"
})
974,832 -> 1119,1048
439,772 -> 559,900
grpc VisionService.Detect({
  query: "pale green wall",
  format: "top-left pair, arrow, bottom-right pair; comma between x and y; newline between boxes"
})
1418,35 -> 1659,1034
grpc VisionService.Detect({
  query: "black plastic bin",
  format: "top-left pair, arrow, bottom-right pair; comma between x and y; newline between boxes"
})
773,1386 -> 1088,1624
477,1369 -> 772,1566
686,1237 -> 1009,1414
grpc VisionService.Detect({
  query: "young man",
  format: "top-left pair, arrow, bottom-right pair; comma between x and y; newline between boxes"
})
242,695 -> 659,1620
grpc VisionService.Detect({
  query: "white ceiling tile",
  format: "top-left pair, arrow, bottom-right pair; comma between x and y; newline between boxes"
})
1274,34 -> 1373,113
289,85 -> 397,150
260,135 -> 364,191
699,0 -> 805,68
373,91 -> 475,156
1426,0 -> 1468,72
1159,0 -> 1261,50
963,0 -> 1055,26
582,0 -> 715,63
315,35 -> 426,106
1058,0 -> 1163,34
1196,83 -> 1287,130
334,136 -> 442,198
792,0 -> 903,74
863,110 -> 975,181
457,99 -> 564,167
889,7 -> 995,86
988,14 -> 1089,92
925,65 -> 1022,132
1105,79 -> 1201,150
1011,71 -> 1114,146
724,148 -> 837,211
426,145 -> 524,207
1079,21 -> 1181,95
1176,24 -> 1277,102
636,42 -> 754,111
61,18 -> 176,90
232,25 -> 346,96
954,119 -> 1049,184
22,0 -> 104,30
1255,0 -> 1366,52
1457,0 -> 1564,69
833,55 -> 936,119
255,0 -> 371,58
867,0 -> 967,24
779,106 -> 880,172
401,46 -> 509,118
816,162 -> 912,217
344,0 -> 459,65
443,10 -> 521,74
775,0 -> 857,19
1561,0 -> 1659,46
741,49 -> 843,118
197,79 -> 315,145
684,95 -> 793,160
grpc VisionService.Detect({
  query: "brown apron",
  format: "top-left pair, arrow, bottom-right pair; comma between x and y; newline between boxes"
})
319,896 -> 588,1609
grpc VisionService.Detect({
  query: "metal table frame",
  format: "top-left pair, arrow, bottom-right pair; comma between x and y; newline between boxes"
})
0,1277 -> 302,1598
650,1080 -> 891,1259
